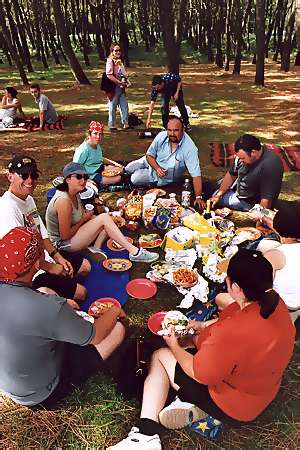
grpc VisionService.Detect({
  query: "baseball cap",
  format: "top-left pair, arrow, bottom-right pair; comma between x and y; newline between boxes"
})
0,227 -> 43,281
63,162 -> 87,178
7,155 -> 38,173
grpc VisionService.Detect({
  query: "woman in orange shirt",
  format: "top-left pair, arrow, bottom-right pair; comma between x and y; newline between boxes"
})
108,249 -> 295,450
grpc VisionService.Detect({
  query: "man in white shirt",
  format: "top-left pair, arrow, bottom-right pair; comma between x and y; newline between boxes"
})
0,155 -> 89,302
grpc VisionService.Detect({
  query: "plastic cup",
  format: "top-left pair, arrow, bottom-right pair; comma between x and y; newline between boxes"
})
85,203 -> 94,212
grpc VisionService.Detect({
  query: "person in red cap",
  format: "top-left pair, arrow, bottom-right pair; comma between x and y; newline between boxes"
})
73,121 -> 124,188
0,226 -> 126,407
0,155 -> 90,305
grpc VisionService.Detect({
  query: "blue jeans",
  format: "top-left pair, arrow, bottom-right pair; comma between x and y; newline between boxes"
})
161,89 -> 189,128
217,189 -> 254,212
108,86 -> 129,128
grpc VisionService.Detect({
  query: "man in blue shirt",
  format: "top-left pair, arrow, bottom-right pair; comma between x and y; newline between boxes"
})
146,73 -> 191,132
30,83 -> 58,129
125,117 -> 205,210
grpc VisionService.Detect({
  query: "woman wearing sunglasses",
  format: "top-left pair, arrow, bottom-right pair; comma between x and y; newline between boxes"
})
105,43 -> 129,131
46,162 -> 159,263
73,121 -> 124,188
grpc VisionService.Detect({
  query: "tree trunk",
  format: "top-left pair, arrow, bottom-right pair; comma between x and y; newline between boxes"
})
225,0 -> 233,71
255,0 -> 265,86
158,0 -> 180,73
118,0 -> 130,66
233,0 -> 243,74
51,0 -> 90,84
0,0 -> 29,84
281,12 -> 295,71
295,0 -> 300,65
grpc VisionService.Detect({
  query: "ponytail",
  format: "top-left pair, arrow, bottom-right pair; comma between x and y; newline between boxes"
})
257,289 -> 279,319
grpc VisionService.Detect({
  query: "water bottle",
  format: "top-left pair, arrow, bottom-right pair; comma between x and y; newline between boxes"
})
181,178 -> 191,207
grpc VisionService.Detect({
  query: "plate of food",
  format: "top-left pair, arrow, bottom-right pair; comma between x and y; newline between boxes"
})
146,188 -> 167,197
213,217 -> 235,232
88,297 -> 120,318
235,227 -> 262,241
148,310 -> 194,336
139,233 -> 163,248
111,216 -> 126,228
106,237 -> 134,251
173,267 -> 198,288
102,167 -> 123,177
126,278 -> 157,299
150,261 -> 171,276
103,258 -> 132,272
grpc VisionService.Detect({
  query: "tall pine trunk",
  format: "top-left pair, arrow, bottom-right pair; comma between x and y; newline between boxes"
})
255,0 -> 265,86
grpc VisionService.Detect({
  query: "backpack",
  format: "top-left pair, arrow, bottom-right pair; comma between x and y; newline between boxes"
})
128,113 -> 143,127
100,72 -> 116,93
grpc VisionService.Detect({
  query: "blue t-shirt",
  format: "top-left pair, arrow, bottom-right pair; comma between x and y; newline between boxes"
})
150,72 -> 181,102
146,130 -> 201,186
73,140 -> 103,179
34,93 -> 58,124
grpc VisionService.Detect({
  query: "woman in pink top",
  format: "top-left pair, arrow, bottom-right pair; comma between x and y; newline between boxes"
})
105,43 -> 129,131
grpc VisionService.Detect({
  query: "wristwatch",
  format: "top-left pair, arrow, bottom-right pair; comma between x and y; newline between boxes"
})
49,249 -> 58,258
195,195 -> 203,199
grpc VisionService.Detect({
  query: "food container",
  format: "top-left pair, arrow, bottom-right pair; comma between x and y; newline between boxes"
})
162,226 -> 194,251
182,213 -> 219,246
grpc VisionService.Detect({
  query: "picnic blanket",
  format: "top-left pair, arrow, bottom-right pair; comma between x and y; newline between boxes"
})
210,142 -> 300,171
0,115 -> 67,132
80,242 -> 130,312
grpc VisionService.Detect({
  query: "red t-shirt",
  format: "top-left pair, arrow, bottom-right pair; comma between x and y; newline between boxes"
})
193,299 -> 295,421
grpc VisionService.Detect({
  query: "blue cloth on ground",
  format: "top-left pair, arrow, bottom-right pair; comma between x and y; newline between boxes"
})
190,415 -> 223,439
80,241 -> 130,312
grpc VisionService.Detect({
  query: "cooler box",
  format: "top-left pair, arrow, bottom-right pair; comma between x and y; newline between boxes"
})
162,226 -> 195,251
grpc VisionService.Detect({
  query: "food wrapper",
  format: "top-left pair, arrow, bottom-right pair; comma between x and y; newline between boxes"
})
165,248 -> 197,267
183,213 -> 219,246
202,253 -> 227,283
190,415 -> 222,439
142,193 -> 156,207
162,226 -> 195,251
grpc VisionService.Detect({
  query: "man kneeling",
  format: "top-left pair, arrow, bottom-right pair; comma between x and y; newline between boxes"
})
0,227 -> 125,407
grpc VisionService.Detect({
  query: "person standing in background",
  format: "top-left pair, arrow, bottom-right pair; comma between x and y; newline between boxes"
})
105,43 -> 129,131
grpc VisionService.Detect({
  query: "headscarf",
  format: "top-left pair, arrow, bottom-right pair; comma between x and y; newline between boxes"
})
89,121 -> 104,134
0,227 -> 43,282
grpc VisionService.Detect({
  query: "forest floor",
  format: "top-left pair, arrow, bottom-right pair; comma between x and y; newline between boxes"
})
0,51 -> 299,449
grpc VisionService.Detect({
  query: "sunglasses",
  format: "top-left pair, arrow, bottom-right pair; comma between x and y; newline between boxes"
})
114,49 -> 121,52
17,171 -> 39,181
71,174 -> 89,180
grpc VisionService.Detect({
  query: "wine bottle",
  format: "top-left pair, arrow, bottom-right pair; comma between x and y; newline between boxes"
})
203,199 -> 212,220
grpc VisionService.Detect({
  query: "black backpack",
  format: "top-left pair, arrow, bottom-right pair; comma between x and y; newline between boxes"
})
100,72 -> 116,93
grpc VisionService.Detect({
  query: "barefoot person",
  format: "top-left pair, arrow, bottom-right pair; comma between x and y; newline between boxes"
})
0,87 -> 25,128
0,227 -> 126,407
73,121 -> 124,188
105,43 -> 129,131
108,249 -> 295,449
46,162 -> 159,263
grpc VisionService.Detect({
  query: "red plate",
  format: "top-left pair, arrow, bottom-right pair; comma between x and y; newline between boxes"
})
148,311 -> 167,335
107,237 -> 134,252
126,278 -> 158,299
88,297 -> 121,318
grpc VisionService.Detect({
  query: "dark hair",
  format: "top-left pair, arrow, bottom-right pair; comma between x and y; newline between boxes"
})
273,201 -> 300,239
30,83 -> 40,91
6,87 -> 18,98
152,75 -> 163,86
56,179 -> 69,192
167,115 -> 184,127
227,248 -> 279,319
234,134 -> 261,154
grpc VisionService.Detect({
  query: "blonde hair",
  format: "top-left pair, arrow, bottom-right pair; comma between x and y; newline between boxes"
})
109,42 -> 123,62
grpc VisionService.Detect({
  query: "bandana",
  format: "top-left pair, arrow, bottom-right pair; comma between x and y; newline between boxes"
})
89,121 -> 104,134
0,227 -> 43,282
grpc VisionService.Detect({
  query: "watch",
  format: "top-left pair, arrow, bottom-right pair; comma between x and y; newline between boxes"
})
195,195 -> 203,199
49,249 -> 58,258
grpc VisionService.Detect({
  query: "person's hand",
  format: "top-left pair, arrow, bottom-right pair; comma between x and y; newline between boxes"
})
173,92 -> 179,102
187,319 -> 206,334
155,166 -> 167,178
67,299 -> 80,310
82,210 -> 93,223
194,197 -> 206,212
54,253 -> 74,277
163,326 -> 179,348
210,194 -> 221,208
247,210 -> 263,222
119,81 -> 127,88
46,262 -> 65,276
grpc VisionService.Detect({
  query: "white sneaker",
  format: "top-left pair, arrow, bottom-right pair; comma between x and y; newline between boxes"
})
159,397 -> 206,429
87,246 -> 107,261
107,427 -> 162,450
129,248 -> 159,263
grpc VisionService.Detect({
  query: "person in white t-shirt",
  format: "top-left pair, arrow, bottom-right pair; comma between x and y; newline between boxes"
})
0,155 -> 90,304
0,87 -> 25,128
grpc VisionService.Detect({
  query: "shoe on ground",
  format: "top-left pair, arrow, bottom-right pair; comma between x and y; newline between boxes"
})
129,248 -> 159,263
185,124 -> 192,132
158,397 -> 206,429
87,246 -> 107,261
107,427 -> 161,450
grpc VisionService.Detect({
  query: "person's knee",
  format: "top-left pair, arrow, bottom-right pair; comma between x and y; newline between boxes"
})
78,258 -> 91,277
73,283 -> 87,301
153,347 -> 171,363
37,287 -> 57,296
215,293 -> 233,311
131,171 -> 146,186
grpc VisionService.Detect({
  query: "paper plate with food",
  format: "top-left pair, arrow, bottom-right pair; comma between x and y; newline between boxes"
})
148,310 -> 195,336
214,207 -> 232,218
88,297 -> 121,318
103,258 -> 132,272
213,217 -> 235,233
146,188 -> 167,197
107,237 -> 134,251
172,267 -> 198,288
139,233 -> 163,248
102,167 -> 123,177
235,227 -> 262,241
